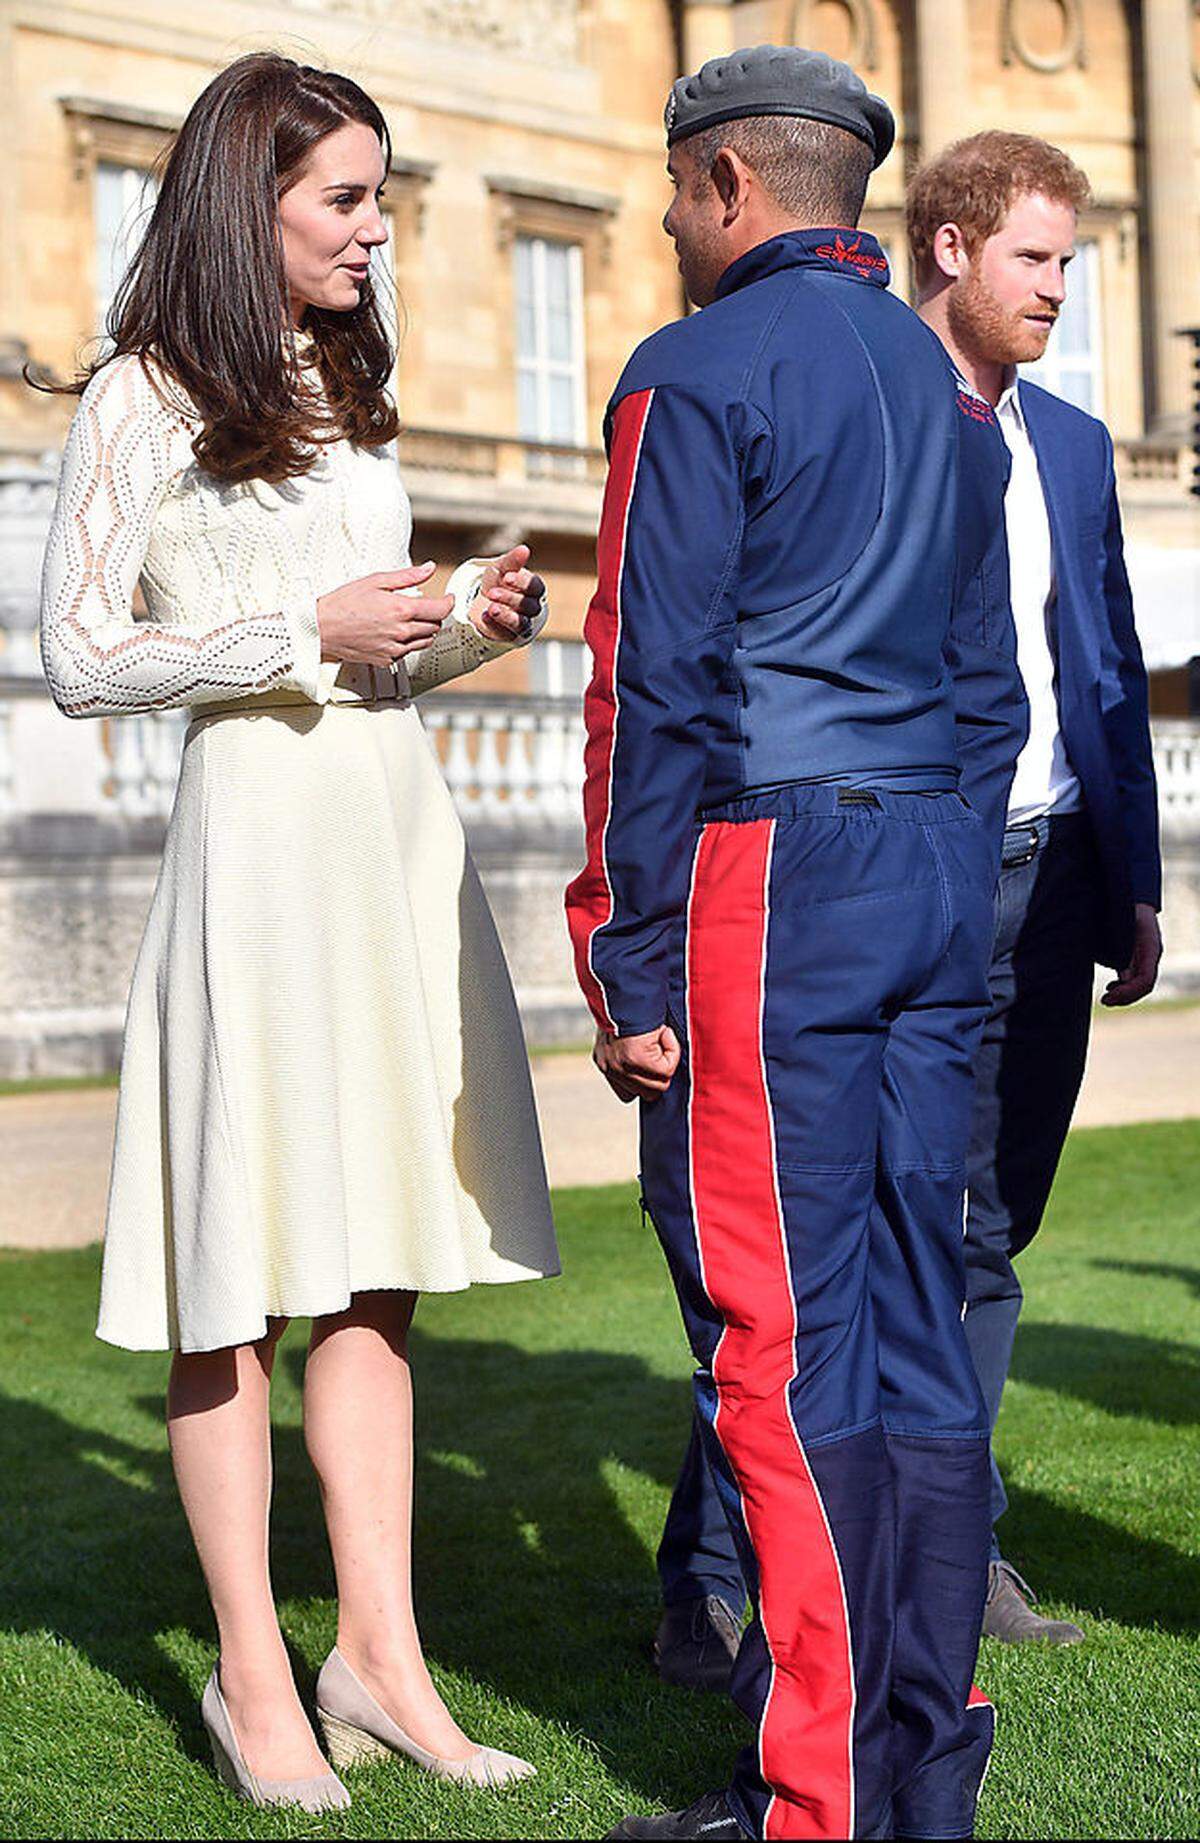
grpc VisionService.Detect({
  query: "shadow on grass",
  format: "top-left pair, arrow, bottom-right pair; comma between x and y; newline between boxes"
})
0,1326 -> 742,1807
1008,1321 -> 1200,1429
1001,1481 -> 1199,1635
4,1314 -> 1195,1812
1088,1259 -> 1200,1302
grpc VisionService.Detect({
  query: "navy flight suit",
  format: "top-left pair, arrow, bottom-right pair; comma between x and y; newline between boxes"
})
566,229 -> 1015,1841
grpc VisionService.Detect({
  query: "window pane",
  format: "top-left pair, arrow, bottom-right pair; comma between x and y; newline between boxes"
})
512,233 -> 585,443
517,367 -> 540,440
95,162 -> 155,333
529,639 -> 588,697
1056,371 -> 1094,415
1055,252 -> 1091,358
544,244 -> 574,363
1019,239 -> 1102,417
515,236 -> 537,362
547,372 -> 576,442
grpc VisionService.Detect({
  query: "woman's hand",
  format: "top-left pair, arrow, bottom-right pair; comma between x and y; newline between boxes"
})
468,545 -> 546,643
317,562 -> 454,667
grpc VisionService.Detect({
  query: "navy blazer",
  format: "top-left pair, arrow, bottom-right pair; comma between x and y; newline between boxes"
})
1019,381 -> 1161,970
944,367 -> 1027,878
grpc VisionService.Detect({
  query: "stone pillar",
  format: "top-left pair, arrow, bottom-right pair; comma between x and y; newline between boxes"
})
680,0 -> 735,74
915,0 -> 971,158
1140,0 -> 1200,433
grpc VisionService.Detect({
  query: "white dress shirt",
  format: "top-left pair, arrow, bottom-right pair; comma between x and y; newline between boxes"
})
997,377 -> 1082,825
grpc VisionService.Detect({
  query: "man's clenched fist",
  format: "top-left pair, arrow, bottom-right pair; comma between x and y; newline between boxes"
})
593,1025 -> 682,1104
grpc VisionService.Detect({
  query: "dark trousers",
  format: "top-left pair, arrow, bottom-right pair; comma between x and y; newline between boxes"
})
962,811 -> 1099,1552
658,811 -> 1101,1615
642,787 -> 994,1841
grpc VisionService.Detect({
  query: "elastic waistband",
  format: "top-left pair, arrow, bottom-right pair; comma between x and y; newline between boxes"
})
705,782 -> 970,825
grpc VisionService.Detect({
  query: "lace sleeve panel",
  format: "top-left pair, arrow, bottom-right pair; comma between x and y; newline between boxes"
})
39,355 -> 323,718
405,556 -> 548,696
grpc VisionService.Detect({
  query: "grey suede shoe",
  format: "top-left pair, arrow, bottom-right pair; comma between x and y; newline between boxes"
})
201,1667 -> 351,1812
982,1561 -> 1085,1645
315,1646 -> 535,1788
654,1595 -> 741,1692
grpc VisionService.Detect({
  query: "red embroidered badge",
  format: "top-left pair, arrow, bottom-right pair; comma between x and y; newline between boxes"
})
956,388 -> 997,425
814,233 -> 889,277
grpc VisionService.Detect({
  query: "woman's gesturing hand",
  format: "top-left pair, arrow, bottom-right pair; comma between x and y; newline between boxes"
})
317,561 -> 454,668
468,545 -> 546,642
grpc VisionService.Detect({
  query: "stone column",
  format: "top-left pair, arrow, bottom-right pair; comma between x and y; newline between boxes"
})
1140,0 -> 1200,433
915,0 -> 971,158
680,0 -> 736,75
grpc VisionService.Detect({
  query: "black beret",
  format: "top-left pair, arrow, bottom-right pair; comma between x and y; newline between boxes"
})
665,43 -> 895,170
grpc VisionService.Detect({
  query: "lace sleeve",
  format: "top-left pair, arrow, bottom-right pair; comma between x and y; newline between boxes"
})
405,556 -> 548,697
39,355 -> 323,719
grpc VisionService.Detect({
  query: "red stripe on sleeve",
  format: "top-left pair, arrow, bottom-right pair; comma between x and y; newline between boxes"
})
565,387 -> 655,1033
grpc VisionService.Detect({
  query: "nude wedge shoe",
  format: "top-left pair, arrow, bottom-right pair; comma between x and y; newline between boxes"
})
315,1646 -> 535,1789
201,1667 -> 351,1813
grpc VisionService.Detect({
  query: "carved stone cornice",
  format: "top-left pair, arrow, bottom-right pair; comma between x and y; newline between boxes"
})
790,0 -> 879,70
388,155 -> 437,237
1001,0 -> 1086,75
286,0 -> 581,62
485,174 -> 621,263
60,94 -> 180,181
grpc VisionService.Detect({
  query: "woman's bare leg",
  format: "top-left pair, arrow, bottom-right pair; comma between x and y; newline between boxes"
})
305,1291 -> 474,1759
168,1322 -> 330,1779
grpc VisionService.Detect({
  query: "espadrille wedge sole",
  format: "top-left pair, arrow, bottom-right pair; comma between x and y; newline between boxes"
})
316,1646 -> 535,1788
201,1667 -> 351,1813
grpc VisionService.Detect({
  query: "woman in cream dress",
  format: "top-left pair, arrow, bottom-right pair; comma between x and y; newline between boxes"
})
39,53 -> 558,1813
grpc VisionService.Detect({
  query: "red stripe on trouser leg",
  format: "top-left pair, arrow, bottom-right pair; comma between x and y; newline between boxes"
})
687,821 -> 855,1842
967,1684 -> 992,1710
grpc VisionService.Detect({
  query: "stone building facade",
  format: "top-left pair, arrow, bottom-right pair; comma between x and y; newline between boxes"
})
0,0 -> 1198,1072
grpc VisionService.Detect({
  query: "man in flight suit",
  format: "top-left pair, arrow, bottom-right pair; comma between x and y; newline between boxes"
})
566,45 -> 1017,1842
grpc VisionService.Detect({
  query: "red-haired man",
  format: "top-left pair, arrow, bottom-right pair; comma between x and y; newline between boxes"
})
910,130 -> 1162,1642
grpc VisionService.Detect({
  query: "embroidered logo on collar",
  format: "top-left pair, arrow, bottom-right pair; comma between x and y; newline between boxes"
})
955,383 -> 998,425
813,233 -> 888,277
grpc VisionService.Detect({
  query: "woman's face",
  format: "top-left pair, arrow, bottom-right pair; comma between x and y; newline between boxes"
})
278,121 -> 389,324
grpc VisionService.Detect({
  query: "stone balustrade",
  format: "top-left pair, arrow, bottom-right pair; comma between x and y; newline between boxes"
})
1154,719 -> 1200,823
106,708 -> 189,818
1113,437 -> 1195,501
0,688 -> 589,826
0,695 -> 12,815
420,691 -> 585,824
398,425 -> 607,487
2,677 -> 1200,1074
2,675 -> 1200,832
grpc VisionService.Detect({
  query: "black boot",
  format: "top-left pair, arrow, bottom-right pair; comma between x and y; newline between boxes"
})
604,1789 -> 747,1839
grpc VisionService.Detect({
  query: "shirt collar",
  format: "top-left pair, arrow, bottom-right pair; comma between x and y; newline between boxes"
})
996,368 -> 1025,426
714,227 -> 891,302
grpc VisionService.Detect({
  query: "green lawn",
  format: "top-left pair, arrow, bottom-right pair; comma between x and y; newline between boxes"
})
1,1120 -> 1197,1840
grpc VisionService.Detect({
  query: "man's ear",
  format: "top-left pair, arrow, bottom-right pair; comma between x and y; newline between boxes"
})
931,221 -> 971,281
711,147 -> 752,225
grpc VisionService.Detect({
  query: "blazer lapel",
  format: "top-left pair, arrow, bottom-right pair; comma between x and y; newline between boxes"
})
1018,382 -> 1095,696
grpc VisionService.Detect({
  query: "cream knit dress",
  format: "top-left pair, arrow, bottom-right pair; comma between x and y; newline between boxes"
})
39,352 -> 560,1352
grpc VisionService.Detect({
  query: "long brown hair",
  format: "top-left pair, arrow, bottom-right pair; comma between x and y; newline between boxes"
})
32,52 -> 400,483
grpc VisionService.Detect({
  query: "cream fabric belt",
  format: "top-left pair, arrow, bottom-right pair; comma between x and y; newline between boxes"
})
190,663 -> 411,723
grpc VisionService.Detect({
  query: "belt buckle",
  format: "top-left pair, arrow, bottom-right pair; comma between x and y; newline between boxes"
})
1004,824 -> 1040,868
